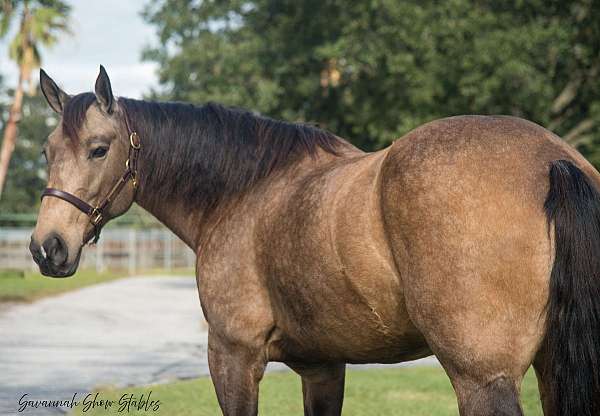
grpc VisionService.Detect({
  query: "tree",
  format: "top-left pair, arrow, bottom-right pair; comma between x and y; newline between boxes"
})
0,0 -> 70,199
0,91 -> 55,214
142,0 -> 600,165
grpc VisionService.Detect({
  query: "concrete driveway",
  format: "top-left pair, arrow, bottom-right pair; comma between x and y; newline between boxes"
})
0,276 -> 207,415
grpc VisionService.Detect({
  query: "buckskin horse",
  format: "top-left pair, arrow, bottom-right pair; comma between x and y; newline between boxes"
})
30,66 -> 600,416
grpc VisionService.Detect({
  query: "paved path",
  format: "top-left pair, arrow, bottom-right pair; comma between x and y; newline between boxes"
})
0,276 -> 206,415
0,276 -> 438,415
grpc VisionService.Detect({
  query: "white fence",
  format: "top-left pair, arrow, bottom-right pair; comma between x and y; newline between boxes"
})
0,227 -> 196,272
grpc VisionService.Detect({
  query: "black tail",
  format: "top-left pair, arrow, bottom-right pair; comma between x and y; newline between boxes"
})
544,160 -> 600,416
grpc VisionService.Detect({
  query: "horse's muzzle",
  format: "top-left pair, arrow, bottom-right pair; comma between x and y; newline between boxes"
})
29,235 -> 79,278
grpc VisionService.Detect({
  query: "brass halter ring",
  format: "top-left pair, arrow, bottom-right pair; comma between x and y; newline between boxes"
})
130,132 -> 141,149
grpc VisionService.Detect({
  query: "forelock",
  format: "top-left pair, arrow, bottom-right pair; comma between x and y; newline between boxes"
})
61,92 -> 97,142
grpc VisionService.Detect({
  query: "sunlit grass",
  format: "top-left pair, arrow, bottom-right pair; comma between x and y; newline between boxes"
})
70,367 -> 542,416
0,268 -> 194,302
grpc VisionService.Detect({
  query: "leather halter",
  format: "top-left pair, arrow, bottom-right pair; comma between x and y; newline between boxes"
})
41,109 -> 141,244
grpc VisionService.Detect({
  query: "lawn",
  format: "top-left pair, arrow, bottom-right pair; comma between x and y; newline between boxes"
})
0,268 -> 194,302
70,366 -> 542,416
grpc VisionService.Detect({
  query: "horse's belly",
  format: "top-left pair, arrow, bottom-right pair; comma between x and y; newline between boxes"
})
270,301 -> 431,363
267,258 -> 431,364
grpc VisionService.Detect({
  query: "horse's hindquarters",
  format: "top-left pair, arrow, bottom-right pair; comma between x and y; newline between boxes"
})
379,116 -> 578,413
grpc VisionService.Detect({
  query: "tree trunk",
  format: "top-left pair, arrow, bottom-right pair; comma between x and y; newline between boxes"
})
0,72 -> 24,200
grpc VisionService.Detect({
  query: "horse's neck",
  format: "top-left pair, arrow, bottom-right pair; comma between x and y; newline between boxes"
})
133,144 -> 361,251
134,194 -> 203,250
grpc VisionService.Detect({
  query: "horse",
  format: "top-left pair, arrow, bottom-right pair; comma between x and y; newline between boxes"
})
30,66 -> 600,416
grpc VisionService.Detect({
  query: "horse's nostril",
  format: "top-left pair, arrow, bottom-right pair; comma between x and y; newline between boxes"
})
29,238 -> 44,264
42,234 -> 68,267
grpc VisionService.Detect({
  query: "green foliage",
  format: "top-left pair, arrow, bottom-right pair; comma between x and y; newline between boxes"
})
69,366 -> 543,415
1,0 -> 71,69
143,0 -> 600,160
0,0 -> 71,213
0,91 -> 53,213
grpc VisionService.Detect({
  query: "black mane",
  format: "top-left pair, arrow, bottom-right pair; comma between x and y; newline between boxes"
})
61,93 -> 344,209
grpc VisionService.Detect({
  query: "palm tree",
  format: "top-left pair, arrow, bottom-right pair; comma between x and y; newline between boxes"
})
0,0 -> 70,199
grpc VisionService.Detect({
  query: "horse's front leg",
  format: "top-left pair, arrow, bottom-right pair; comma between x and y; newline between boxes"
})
207,332 -> 267,416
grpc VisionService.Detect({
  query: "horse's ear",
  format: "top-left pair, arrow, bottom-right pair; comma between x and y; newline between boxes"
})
39,69 -> 70,114
94,65 -> 114,114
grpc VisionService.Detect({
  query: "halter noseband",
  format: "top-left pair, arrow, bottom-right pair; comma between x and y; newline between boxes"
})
41,109 -> 141,244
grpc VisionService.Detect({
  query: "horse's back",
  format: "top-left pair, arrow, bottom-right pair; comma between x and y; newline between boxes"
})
379,115 -> 593,384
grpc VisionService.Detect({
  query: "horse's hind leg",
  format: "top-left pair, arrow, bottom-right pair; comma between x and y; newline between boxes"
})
388,215 -> 549,413
449,373 -> 523,416
398,263 -> 545,416
404,282 -> 539,416
407,300 -> 538,416
286,362 -> 345,416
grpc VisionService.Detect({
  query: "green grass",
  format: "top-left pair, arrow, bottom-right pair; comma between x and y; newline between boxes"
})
69,367 -> 542,416
0,269 -> 125,302
0,268 -> 194,302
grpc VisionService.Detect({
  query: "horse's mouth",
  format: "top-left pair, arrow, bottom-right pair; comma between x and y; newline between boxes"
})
31,244 -> 83,279
40,265 -> 78,278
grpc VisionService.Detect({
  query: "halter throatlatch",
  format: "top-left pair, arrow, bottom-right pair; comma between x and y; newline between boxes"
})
41,109 -> 141,244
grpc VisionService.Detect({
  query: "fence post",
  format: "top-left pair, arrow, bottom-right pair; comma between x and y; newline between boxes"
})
163,230 -> 172,271
139,230 -> 146,270
95,239 -> 104,272
128,229 -> 137,274
187,246 -> 195,269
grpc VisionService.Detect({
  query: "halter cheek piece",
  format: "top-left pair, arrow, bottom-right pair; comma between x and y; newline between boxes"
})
41,111 -> 141,244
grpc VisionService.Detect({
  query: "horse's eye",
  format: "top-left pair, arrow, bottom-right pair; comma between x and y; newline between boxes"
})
90,146 -> 109,159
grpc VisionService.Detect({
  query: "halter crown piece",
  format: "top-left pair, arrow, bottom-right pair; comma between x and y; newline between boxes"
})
41,109 -> 141,244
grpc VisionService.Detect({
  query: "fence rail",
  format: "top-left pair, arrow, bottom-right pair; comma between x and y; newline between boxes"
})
0,227 -> 196,272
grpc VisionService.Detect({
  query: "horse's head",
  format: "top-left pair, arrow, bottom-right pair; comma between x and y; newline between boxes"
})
30,66 -> 137,277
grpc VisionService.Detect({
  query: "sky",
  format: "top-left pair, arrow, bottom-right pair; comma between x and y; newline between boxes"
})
0,0 -> 158,99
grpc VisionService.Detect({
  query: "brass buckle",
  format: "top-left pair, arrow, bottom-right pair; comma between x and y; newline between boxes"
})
129,132 -> 141,149
125,159 -> 138,189
90,208 -> 103,226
